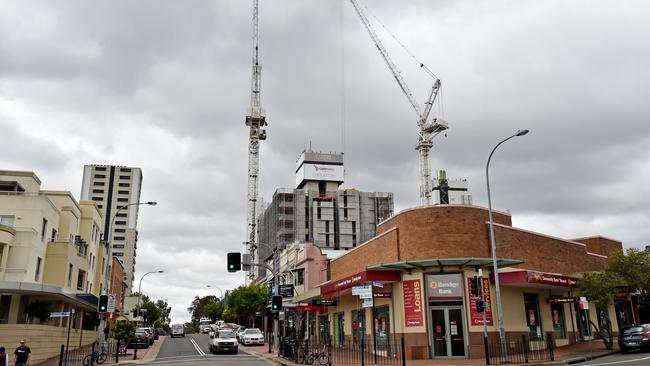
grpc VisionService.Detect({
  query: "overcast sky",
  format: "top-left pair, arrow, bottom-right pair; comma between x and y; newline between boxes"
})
1,0 -> 648,324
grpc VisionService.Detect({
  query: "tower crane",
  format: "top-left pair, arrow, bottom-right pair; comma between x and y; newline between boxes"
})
245,0 -> 267,280
350,0 -> 448,205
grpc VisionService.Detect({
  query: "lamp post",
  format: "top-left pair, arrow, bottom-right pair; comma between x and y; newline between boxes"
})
486,129 -> 529,346
136,270 -> 164,325
206,285 -> 223,300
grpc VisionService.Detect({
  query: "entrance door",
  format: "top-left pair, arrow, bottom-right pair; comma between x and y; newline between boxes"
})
430,307 -> 466,358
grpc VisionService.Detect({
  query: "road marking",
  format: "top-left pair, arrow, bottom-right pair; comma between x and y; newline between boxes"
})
189,338 -> 206,356
582,355 -> 650,365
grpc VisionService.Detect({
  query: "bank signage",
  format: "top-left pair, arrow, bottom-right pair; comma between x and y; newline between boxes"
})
547,297 -> 577,304
467,277 -> 494,326
403,279 -> 424,327
427,273 -> 463,301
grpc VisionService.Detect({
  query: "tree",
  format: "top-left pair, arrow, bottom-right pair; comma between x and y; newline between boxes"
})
155,299 -> 172,325
112,321 -> 135,342
203,302 -> 225,322
187,295 -> 219,325
608,249 -> 650,322
226,284 -> 268,326
579,271 -> 625,349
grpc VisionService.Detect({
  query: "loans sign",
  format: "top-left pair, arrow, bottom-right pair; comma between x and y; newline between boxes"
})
403,279 -> 423,327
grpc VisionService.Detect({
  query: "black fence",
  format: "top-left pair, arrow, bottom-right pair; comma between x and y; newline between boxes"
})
486,335 -> 555,364
280,337 -> 406,365
57,340 -> 130,366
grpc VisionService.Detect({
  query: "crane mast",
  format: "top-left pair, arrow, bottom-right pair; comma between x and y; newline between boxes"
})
245,0 -> 267,280
350,0 -> 448,205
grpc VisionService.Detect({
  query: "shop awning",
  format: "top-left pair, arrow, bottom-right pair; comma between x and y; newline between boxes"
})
366,257 -> 524,271
492,270 -> 578,289
319,270 -> 401,298
292,287 -> 321,303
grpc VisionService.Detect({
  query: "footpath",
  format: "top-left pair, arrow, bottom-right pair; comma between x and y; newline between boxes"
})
241,341 -> 619,366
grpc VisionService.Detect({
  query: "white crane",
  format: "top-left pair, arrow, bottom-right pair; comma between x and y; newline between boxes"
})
245,0 -> 267,280
350,0 -> 448,205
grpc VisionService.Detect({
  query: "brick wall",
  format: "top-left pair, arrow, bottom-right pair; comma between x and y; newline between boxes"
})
572,236 -> 623,258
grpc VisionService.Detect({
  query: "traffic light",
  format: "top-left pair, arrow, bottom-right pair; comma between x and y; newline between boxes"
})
227,252 -> 241,272
271,295 -> 282,311
476,300 -> 485,313
98,295 -> 108,313
470,276 -> 480,297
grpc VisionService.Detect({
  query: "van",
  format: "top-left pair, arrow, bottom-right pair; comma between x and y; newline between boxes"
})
171,324 -> 185,338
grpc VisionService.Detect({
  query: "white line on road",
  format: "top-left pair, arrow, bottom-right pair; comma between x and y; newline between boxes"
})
189,338 -> 206,356
582,355 -> 650,365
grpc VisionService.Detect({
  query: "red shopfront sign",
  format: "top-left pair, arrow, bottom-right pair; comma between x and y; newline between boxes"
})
403,279 -> 424,327
495,271 -> 578,288
320,270 -> 401,297
467,278 -> 493,326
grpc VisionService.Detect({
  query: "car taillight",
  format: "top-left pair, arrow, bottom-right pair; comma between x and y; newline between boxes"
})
643,331 -> 650,339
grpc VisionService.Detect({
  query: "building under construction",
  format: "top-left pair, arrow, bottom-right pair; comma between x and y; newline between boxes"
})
256,150 -> 393,275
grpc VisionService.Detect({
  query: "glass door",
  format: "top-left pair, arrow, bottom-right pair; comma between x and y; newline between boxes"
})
430,307 -> 466,358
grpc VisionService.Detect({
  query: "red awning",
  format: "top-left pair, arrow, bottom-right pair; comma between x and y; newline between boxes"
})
319,270 -> 401,297
491,270 -> 578,288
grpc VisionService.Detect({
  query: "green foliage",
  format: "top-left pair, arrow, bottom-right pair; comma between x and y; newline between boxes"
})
112,321 -> 135,342
187,295 -> 220,325
25,300 -> 52,322
608,249 -> 650,313
203,302 -> 225,322
155,299 -> 172,325
226,284 -> 268,325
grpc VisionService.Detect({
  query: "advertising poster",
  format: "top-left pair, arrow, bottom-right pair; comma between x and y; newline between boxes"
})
467,277 -> 494,326
403,279 -> 423,327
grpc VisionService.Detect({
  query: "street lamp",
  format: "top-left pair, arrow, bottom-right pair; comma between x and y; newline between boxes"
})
206,285 -> 223,299
136,270 -> 164,325
486,129 -> 529,345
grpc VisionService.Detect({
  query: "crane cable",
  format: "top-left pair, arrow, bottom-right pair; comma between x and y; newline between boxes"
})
361,1 -> 439,80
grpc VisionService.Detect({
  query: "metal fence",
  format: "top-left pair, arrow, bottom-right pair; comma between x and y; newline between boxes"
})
57,340 -> 129,366
280,337 -> 406,365
487,335 -> 555,364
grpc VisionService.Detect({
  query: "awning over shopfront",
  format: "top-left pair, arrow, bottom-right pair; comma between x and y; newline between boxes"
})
366,257 -> 524,271
492,270 -> 578,289
319,270 -> 401,298
0,280 -> 100,311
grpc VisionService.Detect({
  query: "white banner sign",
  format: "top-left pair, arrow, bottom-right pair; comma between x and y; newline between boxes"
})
107,295 -> 116,312
362,298 -> 373,308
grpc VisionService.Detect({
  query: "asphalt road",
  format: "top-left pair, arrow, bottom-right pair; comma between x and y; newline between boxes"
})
149,333 -> 272,365
580,350 -> 650,366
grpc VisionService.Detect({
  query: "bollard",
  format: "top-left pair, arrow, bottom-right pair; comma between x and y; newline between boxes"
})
133,346 -> 138,360
360,340 -> 365,366
401,337 -> 406,366
115,340 -> 119,363
483,335 -> 490,365
328,338 -> 332,366
58,345 -> 65,366
522,335 -> 528,364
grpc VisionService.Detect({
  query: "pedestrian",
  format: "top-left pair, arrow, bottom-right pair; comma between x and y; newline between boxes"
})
1,346 -> 9,366
14,340 -> 30,366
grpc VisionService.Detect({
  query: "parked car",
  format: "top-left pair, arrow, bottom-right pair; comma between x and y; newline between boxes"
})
171,324 -> 185,338
240,328 -> 264,346
618,324 -> 650,353
128,331 -> 150,349
236,327 -> 247,343
209,329 -> 238,354
138,327 -> 156,344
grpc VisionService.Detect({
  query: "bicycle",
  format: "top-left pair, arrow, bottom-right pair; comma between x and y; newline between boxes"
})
305,344 -> 329,366
82,349 -> 107,366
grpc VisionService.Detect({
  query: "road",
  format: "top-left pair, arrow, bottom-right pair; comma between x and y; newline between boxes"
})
580,350 -> 650,366
148,333 -> 272,366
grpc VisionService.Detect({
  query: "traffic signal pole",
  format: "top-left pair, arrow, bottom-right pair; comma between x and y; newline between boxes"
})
479,269 -> 489,364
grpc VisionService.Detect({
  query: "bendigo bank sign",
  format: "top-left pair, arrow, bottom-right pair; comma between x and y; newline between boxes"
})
403,279 -> 424,327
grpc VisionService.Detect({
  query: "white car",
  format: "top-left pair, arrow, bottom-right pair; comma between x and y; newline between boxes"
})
171,324 -> 185,338
209,329 -> 238,354
241,328 -> 264,346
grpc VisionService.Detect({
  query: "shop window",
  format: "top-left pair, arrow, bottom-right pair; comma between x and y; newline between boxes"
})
352,309 -> 366,345
524,293 -> 542,340
373,305 -> 391,350
574,303 -> 591,339
615,301 -> 634,329
0,295 -> 11,324
333,312 -> 345,347
550,303 -> 566,339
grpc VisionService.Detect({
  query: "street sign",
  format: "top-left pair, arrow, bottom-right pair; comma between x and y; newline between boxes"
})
372,281 -> 384,288
579,296 -> 589,310
50,312 -> 71,318
352,284 -> 372,296
547,297 -> 576,304
312,299 -> 338,306
373,292 -> 391,298
362,298 -> 373,308
279,284 -> 294,298
107,295 -> 116,312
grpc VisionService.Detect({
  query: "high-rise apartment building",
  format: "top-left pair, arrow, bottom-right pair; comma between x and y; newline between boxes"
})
80,165 -> 143,294
256,150 -> 393,276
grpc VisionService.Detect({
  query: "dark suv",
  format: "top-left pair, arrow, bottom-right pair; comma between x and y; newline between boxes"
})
618,324 -> 650,353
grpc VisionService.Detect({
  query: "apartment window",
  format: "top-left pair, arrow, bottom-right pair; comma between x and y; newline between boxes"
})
92,189 -> 104,194
113,244 -> 125,249
76,270 -> 86,291
119,175 -> 130,180
95,167 -> 106,171
92,197 -> 103,201
93,181 -> 105,186
51,228 -> 57,241
352,235 -> 357,246
0,215 -> 15,226
118,183 -> 130,187
67,264 -> 73,287
352,221 -> 356,233
35,257 -> 42,281
117,198 -> 128,202
317,207 -> 321,220
114,228 -> 126,233
113,236 -> 125,241
115,221 -> 126,225
344,208 -> 348,220
114,252 -> 124,257
116,213 -> 127,218
295,270 -> 305,286
120,168 -> 132,173
118,190 -> 129,195
40,218 -> 48,242
97,205 -> 103,209
325,221 -> 329,233
94,174 -> 106,179
325,234 -> 330,247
